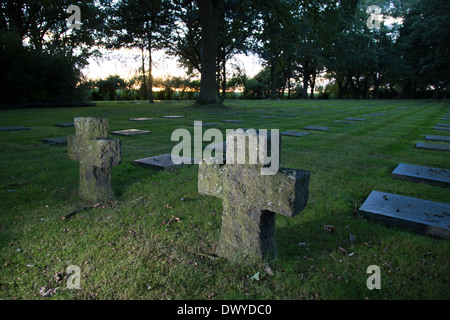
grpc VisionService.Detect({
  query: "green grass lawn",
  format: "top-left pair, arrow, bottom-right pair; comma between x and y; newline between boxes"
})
0,99 -> 449,300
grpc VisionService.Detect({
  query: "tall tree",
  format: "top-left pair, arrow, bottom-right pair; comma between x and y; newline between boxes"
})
397,0 -> 450,99
110,0 -> 176,103
196,0 -> 223,105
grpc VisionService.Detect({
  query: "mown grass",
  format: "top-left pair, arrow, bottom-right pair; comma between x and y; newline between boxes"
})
0,99 -> 449,300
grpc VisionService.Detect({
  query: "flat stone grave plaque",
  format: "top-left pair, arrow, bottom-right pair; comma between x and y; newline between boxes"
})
334,120 -> 354,124
302,125 -> 330,131
163,115 -> 185,119
440,118 -> 450,121
436,123 -> 450,127
222,120 -> 243,123
56,123 -> 74,127
391,163 -> 450,187
434,126 -> 450,131
281,131 -> 311,137
190,122 -> 217,127
279,114 -> 296,117
130,118 -> 155,121
0,126 -> 30,131
111,129 -> 151,136
345,118 -> 366,121
133,154 -> 195,170
42,137 -> 68,145
415,142 -> 450,152
260,116 -> 278,118
425,135 -> 450,143
359,190 -> 450,239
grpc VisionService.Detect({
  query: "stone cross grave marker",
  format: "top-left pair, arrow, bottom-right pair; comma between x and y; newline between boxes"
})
198,130 -> 310,262
68,117 -> 121,203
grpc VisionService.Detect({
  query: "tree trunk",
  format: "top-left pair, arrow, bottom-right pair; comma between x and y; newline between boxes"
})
141,47 -> 147,100
196,0 -> 222,105
148,36 -> 154,103
309,71 -> 316,99
302,75 -> 309,99
221,57 -> 226,100
270,58 -> 278,99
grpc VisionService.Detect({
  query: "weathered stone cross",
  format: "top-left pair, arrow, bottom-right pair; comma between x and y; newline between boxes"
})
198,130 -> 310,262
68,117 -> 121,203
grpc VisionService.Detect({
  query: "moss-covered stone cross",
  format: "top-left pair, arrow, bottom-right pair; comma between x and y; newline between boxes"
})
198,130 -> 310,262
68,117 -> 121,204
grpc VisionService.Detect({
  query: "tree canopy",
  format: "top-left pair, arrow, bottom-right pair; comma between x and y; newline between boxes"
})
1,0 -> 448,106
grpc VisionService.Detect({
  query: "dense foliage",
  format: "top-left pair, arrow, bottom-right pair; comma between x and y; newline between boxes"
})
1,0 -> 448,106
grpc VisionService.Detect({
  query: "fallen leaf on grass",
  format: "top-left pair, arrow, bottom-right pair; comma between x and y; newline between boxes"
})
263,262 -> 274,276
338,247 -> 356,257
250,272 -> 260,281
164,215 -> 181,226
39,287 -> 58,297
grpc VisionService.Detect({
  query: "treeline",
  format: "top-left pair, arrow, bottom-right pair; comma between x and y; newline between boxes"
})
1,0 -> 449,107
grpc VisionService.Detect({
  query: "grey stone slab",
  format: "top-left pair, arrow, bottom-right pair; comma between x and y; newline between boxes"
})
190,122 -> 217,127
416,142 -> 450,152
358,191 -> 450,239
56,123 -> 74,127
133,154 -> 195,170
222,120 -> 243,123
334,120 -> 354,124
281,131 -> 311,137
436,123 -> 450,127
434,126 -> 450,131
391,163 -> 450,187
440,118 -> 450,121
163,115 -> 186,119
0,126 -> 30,131
345,118 -> 366,121
302,125 -> 330,131
111,129 -> 151,136
279,114 -> 296,117
425,135 -> 450,143
42,137 -> 68,145
260,116 -> 278,119
130,118 -> 155,121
